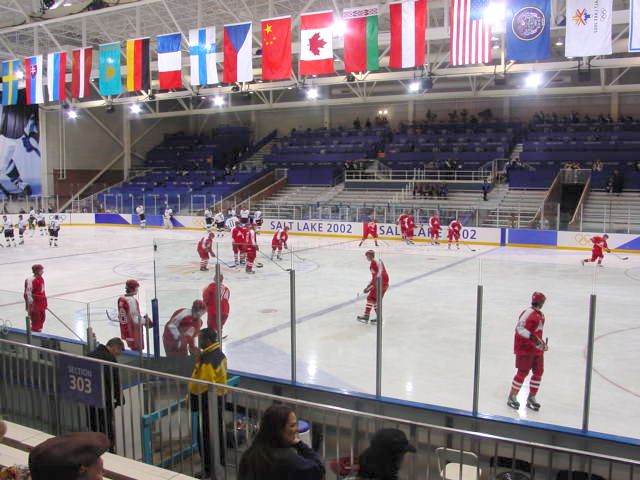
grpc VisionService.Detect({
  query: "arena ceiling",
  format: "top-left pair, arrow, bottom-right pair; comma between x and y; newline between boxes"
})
0,0 -> 639,117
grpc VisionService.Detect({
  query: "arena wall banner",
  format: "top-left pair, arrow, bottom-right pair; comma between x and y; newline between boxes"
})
0,97 -> 42,197
67,213 -> 640,253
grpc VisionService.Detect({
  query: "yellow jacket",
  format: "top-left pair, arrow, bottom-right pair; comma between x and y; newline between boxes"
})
188,342 -> 227,396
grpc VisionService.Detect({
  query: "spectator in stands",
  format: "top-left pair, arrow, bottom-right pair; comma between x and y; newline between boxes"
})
365,118 -> 372,129
352,428 -> 416,480
482,181 -> 490,201
635,161 -> 640,172
189,328 -> 228,476
238,404 -> 325,480
612,169 -> 625,195
591,159 -> 603,172
86,338 -> 125,451
28,432 -> 110,480
353,118 -> 361,129
0,418 -> 6,440
439,184 -> 448,199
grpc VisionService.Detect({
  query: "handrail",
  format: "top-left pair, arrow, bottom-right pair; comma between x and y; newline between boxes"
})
345,168 -> 491,183
568,174 -> 592,228
1,337 -> 638,464
530,170 -> 563,227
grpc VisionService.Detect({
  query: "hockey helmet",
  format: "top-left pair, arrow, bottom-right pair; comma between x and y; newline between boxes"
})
283,225 -> 290,231
213,272 -> 224,283
54,214 -> 59,219
125,279 -> 140,293
32,264 -> 44,274
192,299 -> 205,314
603,233 -> 609,239
531,291 -> 546,306
18,214 -> 23,219
365,250 -> 375,258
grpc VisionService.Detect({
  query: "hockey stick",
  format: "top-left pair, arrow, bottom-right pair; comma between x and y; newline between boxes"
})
462,242 -> 477,253
258,250 -> 291,272
610,251 -> 629,261
105,309 -> 119,323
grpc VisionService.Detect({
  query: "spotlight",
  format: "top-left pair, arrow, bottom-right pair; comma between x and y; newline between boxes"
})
130,104 -> 142,114
484,2 -> 506,26
525,73 -> 543,88
378,110 -> 383,115
346,73 -> 356,83
555,41 -> 564,46
213,95 -> 225,106
333,20 -> 347,36
306,87 -> 319,100
67,109 -> 78,119
408,80 -> 421,93
383,109 -> 388,115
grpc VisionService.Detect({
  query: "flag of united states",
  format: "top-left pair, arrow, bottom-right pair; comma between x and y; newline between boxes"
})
450,0 -> 492,66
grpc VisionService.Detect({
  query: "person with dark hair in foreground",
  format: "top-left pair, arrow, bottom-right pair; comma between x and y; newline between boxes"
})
355,428 -> 416,480
238,404 -> 325,480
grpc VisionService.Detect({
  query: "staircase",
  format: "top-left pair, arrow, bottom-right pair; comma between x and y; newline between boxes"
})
240,138 -> 278,171
482,188 -> 548,228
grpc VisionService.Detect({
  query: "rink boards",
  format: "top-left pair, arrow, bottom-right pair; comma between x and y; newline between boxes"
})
57,213 -> 640,253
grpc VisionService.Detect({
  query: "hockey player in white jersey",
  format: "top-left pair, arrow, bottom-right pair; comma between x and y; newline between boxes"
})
239,208 -> 250,225
1,215 -> 16,247
17,214 -> 27,245
48,214 -> 62,247
36,210 -> 46,236
28,208 -> 36,236
163,207 -> 174,229
225,214 -> 239,230
213,210 -> 225,237
204,208 -> 213,231
135,205 -> 146,229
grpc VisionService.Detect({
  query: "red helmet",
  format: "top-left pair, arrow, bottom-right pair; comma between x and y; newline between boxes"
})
531,291 -> 546,306
214,272 -> 224,283
125,279 -> 140,293
603,233 -> 609,239
32,264 -> 44,274
192,299 -> 205,313
365,250 -> 375,258
283,225 -> 290,231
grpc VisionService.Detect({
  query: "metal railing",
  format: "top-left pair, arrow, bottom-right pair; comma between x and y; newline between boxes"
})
1,338 -> 638,480
345,168 -> 493,183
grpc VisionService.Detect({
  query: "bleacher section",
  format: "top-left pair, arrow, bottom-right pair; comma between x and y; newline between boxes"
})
101,127 -> 263,212
581,192 -> 640,233
482,188 -> 547,228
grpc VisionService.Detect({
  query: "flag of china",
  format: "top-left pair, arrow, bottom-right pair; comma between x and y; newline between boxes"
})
261,16 -> 291,81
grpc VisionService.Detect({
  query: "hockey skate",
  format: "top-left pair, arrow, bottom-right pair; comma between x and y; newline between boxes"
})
256,262 -> 263,268
581,260 -> 586,266
245,269 -> 255,275
19,240 -> 24,245
276,254 -> 282,260
374,241 -> 379,247
526,395 -> 540,411
357,314 -> 370,324
507,395 -> 520,409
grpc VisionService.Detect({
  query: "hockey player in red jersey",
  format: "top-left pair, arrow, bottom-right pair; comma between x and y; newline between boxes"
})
231,221 -> 246,266
403,214 -> 416,245
118,279 -> 153,352
197,232 -> 216,271
447,218 -> 462,249
271,226 -> 290,260
202,273 -> 230,332
397,212 -> 408,241
244,224 -> 260,274
357,250 -> 389,324
24,264 -> 47,332
359,218 -> 379,247
582,234 -> 611,267
428,214 -> 441,245
162,300 -> 206,356
507,291 -> 548,411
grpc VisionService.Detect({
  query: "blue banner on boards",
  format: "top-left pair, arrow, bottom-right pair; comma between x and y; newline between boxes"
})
508,228 -> 558,246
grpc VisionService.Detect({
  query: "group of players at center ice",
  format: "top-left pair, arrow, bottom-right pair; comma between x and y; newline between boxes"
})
0,209 -> 62,247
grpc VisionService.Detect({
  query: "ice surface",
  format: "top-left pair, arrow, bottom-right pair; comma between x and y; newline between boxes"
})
0,226 -> 638,440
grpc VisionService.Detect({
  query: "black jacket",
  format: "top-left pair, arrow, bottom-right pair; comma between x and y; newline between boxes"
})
238,441 -> 325,480
87,345 -> 121,408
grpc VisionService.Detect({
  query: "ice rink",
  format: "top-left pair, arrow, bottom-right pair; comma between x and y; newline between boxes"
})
0,225 -> 638,441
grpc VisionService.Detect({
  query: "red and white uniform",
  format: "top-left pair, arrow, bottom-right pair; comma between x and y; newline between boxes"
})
245,228 -> 258,272
397,214 -> 408,239
162,308 -> 202,356
361,221 -> 378,240
585,235 -> 610,264
24,275 -> 47,332
447,220 -> 462,243
197,234 -> 215,270
202,282 -> 230,332
429,216 -> 441,241
231,225 -> 246,263
403,215 -> 415,240
511,307 -> 546,396
118,295 -> 145,351
271,228 -> 289,252
363,258 -> 389,317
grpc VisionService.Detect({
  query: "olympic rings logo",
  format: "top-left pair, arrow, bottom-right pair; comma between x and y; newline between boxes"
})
192,218 -> 205,227
574,234 -> 591,246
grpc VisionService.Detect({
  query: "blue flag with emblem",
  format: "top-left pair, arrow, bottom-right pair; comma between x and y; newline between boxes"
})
506,0 -> 550,61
